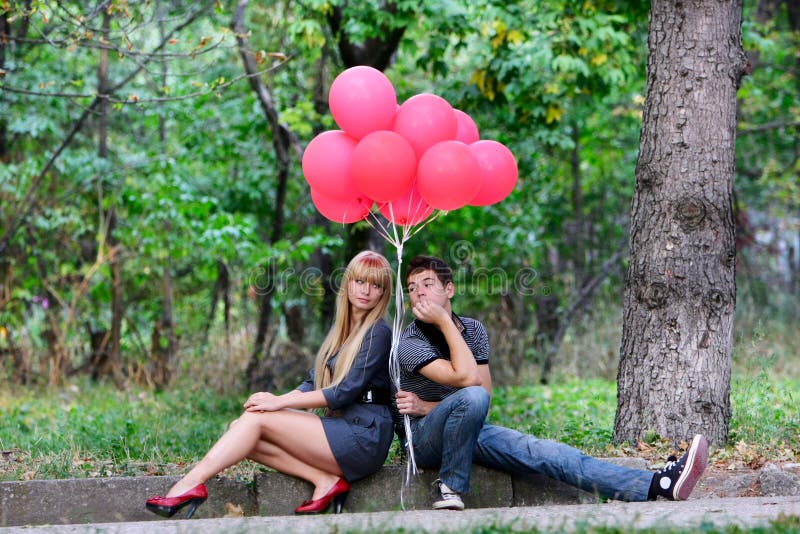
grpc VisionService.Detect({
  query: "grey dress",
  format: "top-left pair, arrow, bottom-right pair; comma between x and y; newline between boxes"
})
296,320 -> 394,482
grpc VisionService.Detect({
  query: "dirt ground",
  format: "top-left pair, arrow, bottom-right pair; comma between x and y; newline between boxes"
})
690,460 -> 800,499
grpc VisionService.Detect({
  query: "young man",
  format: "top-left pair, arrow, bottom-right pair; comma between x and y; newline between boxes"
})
395,255 -> 709,511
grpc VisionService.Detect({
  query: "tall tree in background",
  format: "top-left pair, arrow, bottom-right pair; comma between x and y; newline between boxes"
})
614,1 -> 747,445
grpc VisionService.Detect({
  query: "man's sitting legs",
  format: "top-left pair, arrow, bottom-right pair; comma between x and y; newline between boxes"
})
407,386 -> 489,509
473,425 -> 708,502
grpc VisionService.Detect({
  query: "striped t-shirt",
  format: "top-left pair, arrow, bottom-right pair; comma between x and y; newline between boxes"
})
397,315 -> 489,413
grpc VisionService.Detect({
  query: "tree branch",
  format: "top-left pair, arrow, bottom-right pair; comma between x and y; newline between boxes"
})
738,120 -> 800,136
232,0 -> 303,161
0,1 -> 216,256
0,61 -> 289,103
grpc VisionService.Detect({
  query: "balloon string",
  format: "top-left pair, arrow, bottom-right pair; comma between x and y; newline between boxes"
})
364,202 -> 448,508
385,205 -> 419,484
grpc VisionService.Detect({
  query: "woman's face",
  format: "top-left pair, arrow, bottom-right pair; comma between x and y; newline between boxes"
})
347,277 -> 385,313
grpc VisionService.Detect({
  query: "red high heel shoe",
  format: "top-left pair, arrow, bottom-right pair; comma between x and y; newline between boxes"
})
145,483 -> 208,519
294,478 -> 350,514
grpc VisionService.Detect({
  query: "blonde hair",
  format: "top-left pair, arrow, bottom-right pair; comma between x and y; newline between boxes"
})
314,250 -> 392,389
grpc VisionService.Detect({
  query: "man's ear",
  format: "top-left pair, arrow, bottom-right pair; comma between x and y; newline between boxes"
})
445,281 -> 455,299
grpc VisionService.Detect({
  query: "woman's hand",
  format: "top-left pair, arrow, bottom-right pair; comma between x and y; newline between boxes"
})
396,389 -> 437,417
243,391 -> 284,412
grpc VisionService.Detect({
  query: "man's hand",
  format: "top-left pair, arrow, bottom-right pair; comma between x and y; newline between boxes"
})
410,299 -> 450,327
244,391 -> 284,412
396,389 -> 437,417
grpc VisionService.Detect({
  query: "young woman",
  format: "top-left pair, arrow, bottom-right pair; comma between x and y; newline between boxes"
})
145,250 -> 394,518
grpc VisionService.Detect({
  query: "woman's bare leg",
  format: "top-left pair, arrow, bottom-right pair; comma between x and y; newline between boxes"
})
165,411 -> 264,497
166,409 -> 341,498
247,438 -> 342,500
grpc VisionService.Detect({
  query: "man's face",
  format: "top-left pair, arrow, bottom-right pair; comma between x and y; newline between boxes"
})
406,269 -> 453,309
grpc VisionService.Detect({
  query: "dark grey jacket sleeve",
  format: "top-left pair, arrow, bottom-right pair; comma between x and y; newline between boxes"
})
321,321 -> 392,411
296,369 -> 315,393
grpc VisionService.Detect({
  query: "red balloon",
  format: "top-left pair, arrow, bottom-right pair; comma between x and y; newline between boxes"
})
454,109 -> 480,144
301,131 -> 360,200
328,66 -> 397,139
468,141 -> 519,206
378,182 -> 434,226
310,189 -> 373,224
351,130 -> 417,203
393,93 -> 457,159
417,141 -> 482,211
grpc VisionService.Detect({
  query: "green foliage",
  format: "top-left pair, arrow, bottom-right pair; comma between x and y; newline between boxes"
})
2,371 -> 797,481
737,4 -> 800,215
0,0 -> 797,391
729,372 -> 799,449
0,378 -> 242,479
489,378 -> 615,451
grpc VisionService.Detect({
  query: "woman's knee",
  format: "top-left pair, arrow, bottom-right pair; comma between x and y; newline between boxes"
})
230,410 -> 266,429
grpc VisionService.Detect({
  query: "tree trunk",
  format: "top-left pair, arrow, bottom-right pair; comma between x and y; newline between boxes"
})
107,208 -> 125,388
202,258 -> 231,348
149,0 -> 177,389
151,264 -> 177,388
233,1 -> 294,388
614,0 -> 746,446
94,9 -> 124,388
328,6 -> 407,259
0,11 -> 8,162
570,121 -> 585,285
534,293 -> 560,384
327,4 -> 407,71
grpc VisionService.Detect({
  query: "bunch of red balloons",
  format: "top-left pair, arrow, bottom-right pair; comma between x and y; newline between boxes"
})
302,66 -> 518,225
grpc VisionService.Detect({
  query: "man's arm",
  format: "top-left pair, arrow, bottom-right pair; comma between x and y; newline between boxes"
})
412,300 -> 482,388
478,364 -> 492,397
396,389 -> 439,416
397,364 -> 492,417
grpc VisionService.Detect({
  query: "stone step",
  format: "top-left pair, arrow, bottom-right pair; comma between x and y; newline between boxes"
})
0,459 -> 646,527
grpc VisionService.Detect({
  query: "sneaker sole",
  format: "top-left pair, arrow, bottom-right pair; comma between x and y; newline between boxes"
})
432,502 -> 465,511
672,434 -> 709,500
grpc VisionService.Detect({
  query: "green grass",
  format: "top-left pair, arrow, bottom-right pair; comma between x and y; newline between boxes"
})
488,378 -> 616,453
0,380 -> 243,480
1,372 -> 798,481
488,375 -> 799,461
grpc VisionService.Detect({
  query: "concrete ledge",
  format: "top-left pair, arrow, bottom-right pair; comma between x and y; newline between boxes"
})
0,458 -> 646,527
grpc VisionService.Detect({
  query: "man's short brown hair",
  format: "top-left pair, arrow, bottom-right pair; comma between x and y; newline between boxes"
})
405,255 -> 453,286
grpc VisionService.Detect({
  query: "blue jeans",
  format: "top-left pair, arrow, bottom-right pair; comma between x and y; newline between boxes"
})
408,386 -> 490,493
473,424 -> 653,501
409,389 -> 653,500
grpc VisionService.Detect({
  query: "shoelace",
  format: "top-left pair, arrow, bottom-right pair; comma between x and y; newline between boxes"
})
434,480 -> 459,499
662,455 -> 679,472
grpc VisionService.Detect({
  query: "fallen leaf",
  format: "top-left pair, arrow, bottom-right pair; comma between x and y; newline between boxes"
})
224,502 -> 244,518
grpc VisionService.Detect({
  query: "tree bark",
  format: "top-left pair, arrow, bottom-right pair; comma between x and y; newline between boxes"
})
93,8 -> 124,388
202,258 -> 231,347
327,4 -> 407,71
106,208 -> 125,388
0,11 -> 9,162
149,0 -> 177,388
614,0 -> 746,446
149,265 -> 176,388
233,1 -> 295,388
327,5 -> 407,258
570,121 -> 585,285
